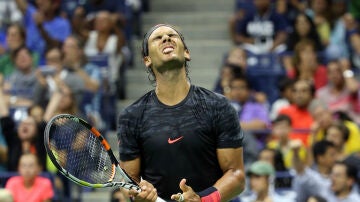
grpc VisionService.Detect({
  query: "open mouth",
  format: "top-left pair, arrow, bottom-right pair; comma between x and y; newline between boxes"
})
162,46 -> 174,54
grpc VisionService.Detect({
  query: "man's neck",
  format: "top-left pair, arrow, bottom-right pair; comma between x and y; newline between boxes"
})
256,189 -> 269,201
336,188 -> 351,199
155,68 -> 190,106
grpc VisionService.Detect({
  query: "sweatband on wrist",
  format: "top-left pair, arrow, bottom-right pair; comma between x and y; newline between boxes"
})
197,187 -> 221,202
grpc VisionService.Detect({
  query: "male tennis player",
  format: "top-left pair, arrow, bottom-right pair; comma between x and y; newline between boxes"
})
118,24 -> 245,202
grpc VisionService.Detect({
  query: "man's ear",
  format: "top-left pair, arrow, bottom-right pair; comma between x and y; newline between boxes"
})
144,56 -> 152,67
184,49 -> 191,61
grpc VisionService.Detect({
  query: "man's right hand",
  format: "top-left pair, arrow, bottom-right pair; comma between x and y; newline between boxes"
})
128,179 -> 158,202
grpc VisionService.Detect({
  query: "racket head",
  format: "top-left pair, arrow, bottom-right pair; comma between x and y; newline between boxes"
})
44,114 -> 139,190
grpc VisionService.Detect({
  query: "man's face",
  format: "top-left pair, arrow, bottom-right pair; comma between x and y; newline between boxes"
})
318,147 -> 337,169
330,164 -> 352,195
272,120 -> 291,141
312,106 -> 332,129
62,37 -> 81,63
250,174 -> 269,193
15,49 -> 33,71
292,81 -> 313,108
229,79 -> 249,103
327,62 -> 343,87
144,26 -> 190,71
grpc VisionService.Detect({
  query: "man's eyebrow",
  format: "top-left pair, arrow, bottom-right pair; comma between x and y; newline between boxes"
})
151,31 -> 179,39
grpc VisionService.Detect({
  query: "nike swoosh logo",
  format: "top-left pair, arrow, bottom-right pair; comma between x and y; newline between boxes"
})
168,136 -> 184,144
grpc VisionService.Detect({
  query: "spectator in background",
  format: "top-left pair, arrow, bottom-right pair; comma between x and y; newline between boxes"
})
292,140 -> 337,202
84,10 -> 126,94
14,0 -> 71,64
214,46 -> 247,97
229,76 -> 270,132
285,13 -> 324,53
279,79 -> 314,147
5,153 -> 54,202
257,148 -> 293,190
234,0 -> 288,54
275,0 -> 308,25
282,13 -> 323,74
267,114 -> 307,169
0,23 -> 39,78
316,60 -> 360,124
240,160 -> 295,202
305,0 -> 332,47
3,46 -> 40,107
269,77 -> 294,120
325,0 -> 349,63
289,39 -> 327,90
293,140 -> 360,202
214,64 -> 243,99
309,100 -> 360,157
324,122 -> 352,161
62,35 -> 103,129
0,84 -> 46,171
43,82 -> 82,122
229,0 -> 255,44
343,13 -> 360,78
226,46 -> 248,72
0,0 -> 23,56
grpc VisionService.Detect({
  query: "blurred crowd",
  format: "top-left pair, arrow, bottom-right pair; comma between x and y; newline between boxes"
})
0,0 -> 148,201
0,0 -> 359,202
222,0 -> 360,202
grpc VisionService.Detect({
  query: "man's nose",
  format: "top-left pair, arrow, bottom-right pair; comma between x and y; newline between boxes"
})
162,35 -> 171,42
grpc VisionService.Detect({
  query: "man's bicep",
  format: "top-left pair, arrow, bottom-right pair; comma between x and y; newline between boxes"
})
120,157 -> 141,183
217,148 -> 244,172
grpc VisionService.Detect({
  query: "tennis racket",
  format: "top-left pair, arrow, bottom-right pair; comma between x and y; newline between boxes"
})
44,114 -> 165,202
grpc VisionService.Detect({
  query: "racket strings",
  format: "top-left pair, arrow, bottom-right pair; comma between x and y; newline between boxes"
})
48,117 -> 114,184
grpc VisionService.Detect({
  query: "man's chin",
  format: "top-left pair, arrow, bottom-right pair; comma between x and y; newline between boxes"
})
157,60 -> 184,72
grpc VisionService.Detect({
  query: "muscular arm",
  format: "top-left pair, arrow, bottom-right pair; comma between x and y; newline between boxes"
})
214,148 -> 245,202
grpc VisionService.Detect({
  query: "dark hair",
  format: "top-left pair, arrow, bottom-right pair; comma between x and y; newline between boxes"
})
142,24 -> 188,57
287,13 -> 323,52
294,79 -> 316,97
312,140 -> 335,163
11,45 -> 32,62
230,75 -> 250,90
333,111 -> 354,122
141,24 -> 190,85
7,22 -> 27,43
325,121 -> 350,142
335,161 -> 358,186
278,77 -> 295,93
272,114 -> 292,125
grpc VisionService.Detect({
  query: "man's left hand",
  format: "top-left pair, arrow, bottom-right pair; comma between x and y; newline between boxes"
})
171,179 -> 201,202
